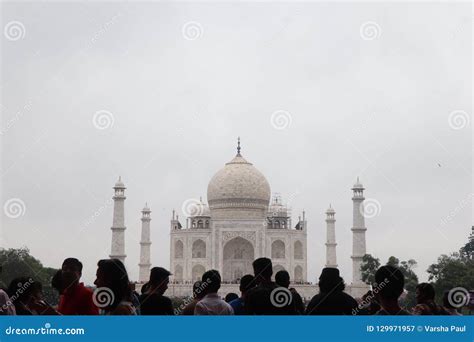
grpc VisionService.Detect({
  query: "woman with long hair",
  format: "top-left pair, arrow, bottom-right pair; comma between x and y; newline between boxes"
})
94,259 -> 136,315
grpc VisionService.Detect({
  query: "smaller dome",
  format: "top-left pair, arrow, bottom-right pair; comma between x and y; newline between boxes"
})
352,177 -> 364,189
268,195 -> 288,217
326,204 -> 335,214
142,202 -> 151,212
190,199 -> 210,217
114,176 -> 126,189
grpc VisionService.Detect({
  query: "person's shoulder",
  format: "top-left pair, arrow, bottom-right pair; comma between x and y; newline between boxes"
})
308,293 -> 324,302
341,291 -> 357,303
78,284 -> 93,294
222,300 -> 234,314
161,295 -> 173,305
78,285 -> 94,299
229,297 -> 241,307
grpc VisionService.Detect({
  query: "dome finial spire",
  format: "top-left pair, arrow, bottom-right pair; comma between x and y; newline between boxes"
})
237,136 -> 241,156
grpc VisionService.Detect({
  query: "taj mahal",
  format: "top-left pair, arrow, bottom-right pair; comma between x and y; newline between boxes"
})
108,139 -> 370,298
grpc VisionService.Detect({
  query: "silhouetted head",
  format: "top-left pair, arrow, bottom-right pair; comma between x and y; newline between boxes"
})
374,265 -> 404,301
201,270 -> 221,294
415,283 -> 435,304
239,274 -> 255,295
318,268 -> 345,293
94,259 -> 131,309
252,258 -> 273,282
51,270 -> 63,295
7,277 -> 41,306
275,270 -> 291,288
149,267 -> 171,295
225,292 -> 239,303
61,258 -> 82,289
141,282 -> 150,295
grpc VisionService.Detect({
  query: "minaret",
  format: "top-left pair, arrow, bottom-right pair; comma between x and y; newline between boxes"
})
351,177 -> 366,284
325,205 -> 337,268
138,203 -> 152,282
110,176 -> 126,263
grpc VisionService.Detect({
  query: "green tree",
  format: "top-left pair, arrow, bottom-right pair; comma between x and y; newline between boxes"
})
360,254 -> 418,308
459,227 -> 474,260
0,247 -> 59,305
360,254 -> 381,285
427,253 -> 474,297
385,256 -> 419,309
427,229 -> 474,310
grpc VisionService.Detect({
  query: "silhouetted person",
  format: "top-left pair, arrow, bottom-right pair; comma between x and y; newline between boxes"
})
229,274 -> 255,315
94,259 -> 135,315
59,258 -> 98,315
139,267 -> 174,315
442,290 -> 462,316
245,258 -> 296,315
195,270 -> 233,315
141,282 -> 150,295
275,270 -> 305,314
7,277 -> 37,315
373,265 -> 410,315
225,292 -> 239,303
182,281 -> 207,315
356,290 -> 381,315
306,268 -> 357,315
51,270 -> 63,296
129,282 -> 141,315
412,283 -> 447,315
7,278 -> 57,315
0,266 -> 15,315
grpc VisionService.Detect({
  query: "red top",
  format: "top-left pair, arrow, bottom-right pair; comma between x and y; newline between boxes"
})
58,283 -> 99,315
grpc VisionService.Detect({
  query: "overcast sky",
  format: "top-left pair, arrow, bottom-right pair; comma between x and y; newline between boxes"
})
1,1 -> 472,286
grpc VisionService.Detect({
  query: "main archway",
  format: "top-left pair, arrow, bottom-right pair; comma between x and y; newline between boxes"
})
223,237 -> 254,282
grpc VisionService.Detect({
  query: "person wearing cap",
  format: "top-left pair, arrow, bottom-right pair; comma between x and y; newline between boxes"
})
139,267 -> 174,315
305,267 -> 358,315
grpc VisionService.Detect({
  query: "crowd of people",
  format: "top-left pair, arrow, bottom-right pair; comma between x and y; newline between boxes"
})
0,257 -> 465,316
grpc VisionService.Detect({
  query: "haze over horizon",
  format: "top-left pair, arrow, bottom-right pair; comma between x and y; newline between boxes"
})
1,2 -> 472,286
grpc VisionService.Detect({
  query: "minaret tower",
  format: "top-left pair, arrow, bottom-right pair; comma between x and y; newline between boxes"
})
325,205 -> 337,268
351,177 -> 366,284
138,203 -> 152,282
110,176 -> 127,263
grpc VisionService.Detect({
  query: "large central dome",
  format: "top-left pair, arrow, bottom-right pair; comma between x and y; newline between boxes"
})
207,148 -> 271,219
